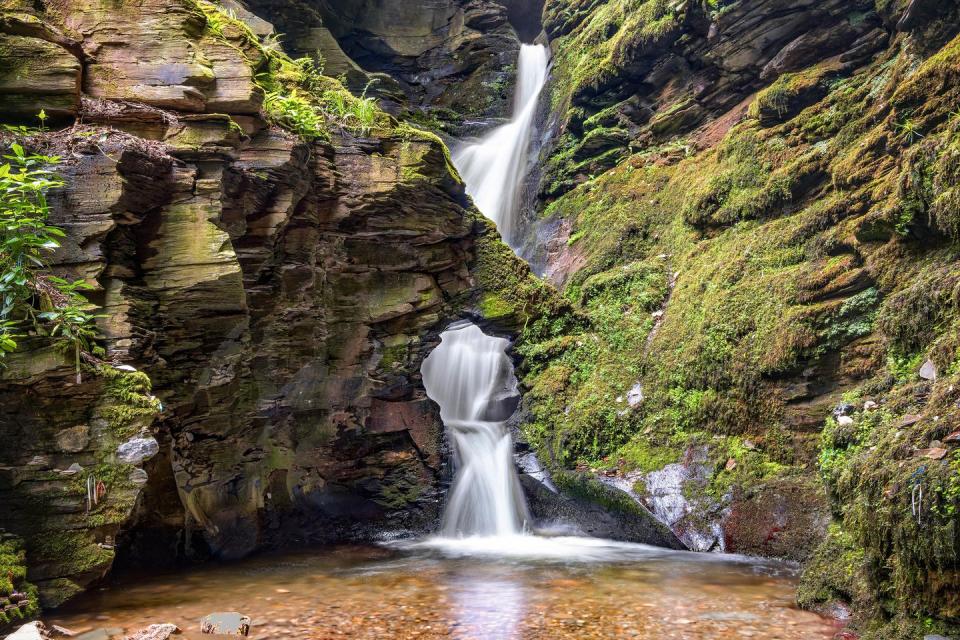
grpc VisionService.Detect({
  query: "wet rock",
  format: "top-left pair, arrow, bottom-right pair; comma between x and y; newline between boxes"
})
123,623 -> 180,640
520,472 -> 685,549
115,436 -> 160,465
837,415 -> 854,427
630,447 -> 725,552
128,468 -> 150,486
723,477 -> 830,562
200,613 -> 250,636
6,622 -> 51,640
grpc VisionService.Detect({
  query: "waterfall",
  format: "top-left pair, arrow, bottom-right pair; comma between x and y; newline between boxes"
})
422,44 -> 549,539
421,322 -> 530,537
452,44 -> 549,247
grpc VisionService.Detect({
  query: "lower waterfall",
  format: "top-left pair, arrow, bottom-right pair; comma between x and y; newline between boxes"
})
421,322 -> 530,537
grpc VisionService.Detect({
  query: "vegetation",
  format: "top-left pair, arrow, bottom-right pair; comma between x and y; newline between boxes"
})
0,536 -> 38,629
0,142 -> 100,379
523,3 -> 960,636
191,0 -> 390,140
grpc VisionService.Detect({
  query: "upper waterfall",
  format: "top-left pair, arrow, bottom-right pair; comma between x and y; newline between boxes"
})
452,44 -> 549,248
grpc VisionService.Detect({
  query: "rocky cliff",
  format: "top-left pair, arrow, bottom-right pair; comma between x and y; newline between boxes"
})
514,0 -> 960,637
2,0 -> 960,636
0,0 -> 539,618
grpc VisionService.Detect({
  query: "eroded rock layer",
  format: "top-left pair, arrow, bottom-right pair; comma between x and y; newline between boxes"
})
0,0 -> 502,612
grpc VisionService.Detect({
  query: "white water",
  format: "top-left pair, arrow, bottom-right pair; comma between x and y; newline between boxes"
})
452,44 -> 549,247
421,322 -> 530,537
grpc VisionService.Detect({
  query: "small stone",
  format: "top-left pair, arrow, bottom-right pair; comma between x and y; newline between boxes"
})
651,310 -> 664,319
923,635 -> 952,640
743,439 -> 756,450
724,458 -> 737,471
897,414 -> 922,428
916,448 -> 948,460
919,359 -> 937,381
59,462 -> 85,475
863,400 -> 877,411
837,415 -> 854,426
124,624 -> 180,640
200,612 -> 251,636
832,403 -> 855,418
129,468 -> 149,485
944,431 -> 960,446
626,383 -> 643,408
116,436 -> 160,465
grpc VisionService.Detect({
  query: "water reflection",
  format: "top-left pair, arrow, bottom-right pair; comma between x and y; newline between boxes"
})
449,573 -> 526,640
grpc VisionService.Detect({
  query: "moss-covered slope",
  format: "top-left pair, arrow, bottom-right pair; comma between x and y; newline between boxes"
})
522,0 -> 960,636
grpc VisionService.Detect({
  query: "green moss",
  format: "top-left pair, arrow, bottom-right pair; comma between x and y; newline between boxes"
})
471,218 -> 572,333
0,536 -> 38,629
750,65 -> 839,126
797,522 -> 870,612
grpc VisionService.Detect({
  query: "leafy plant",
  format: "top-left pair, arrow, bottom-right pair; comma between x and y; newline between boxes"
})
262,91 -> 328,140
0,143 -> 100,379
894,117 -> 925,144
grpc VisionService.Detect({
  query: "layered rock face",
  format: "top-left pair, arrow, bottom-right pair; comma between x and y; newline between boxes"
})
243,0 -> 526,120
0,0 -> 489,612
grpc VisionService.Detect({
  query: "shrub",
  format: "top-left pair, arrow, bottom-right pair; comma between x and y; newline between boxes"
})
0,143 -> 99,379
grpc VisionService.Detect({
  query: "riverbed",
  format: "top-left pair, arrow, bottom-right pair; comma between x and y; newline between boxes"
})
49,537 -> 840,639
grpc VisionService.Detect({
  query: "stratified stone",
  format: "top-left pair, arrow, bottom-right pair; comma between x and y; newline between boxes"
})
0,33 -> 81,118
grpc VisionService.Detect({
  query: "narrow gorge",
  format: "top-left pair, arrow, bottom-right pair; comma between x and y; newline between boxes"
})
1,0 -> 959,639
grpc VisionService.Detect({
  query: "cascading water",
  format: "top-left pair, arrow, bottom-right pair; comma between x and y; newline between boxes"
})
420,44 -> 549,540
452,44 -> 549,247
421,322 -> 530,537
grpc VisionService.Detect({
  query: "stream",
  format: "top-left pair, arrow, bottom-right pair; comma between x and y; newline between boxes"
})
44,43 -> 841,640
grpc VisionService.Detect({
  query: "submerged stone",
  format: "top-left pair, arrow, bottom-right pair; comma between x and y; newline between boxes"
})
200,612 -> 250,636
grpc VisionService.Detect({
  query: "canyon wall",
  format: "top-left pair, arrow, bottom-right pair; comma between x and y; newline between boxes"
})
0,0 -> 533,616
515,0 -> 960,637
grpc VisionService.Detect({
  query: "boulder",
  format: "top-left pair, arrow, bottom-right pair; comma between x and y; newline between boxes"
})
5,622 -> 50,640
521,471 -> 686,549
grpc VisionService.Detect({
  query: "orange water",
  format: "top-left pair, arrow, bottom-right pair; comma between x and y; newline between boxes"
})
49,542 -> 841,639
